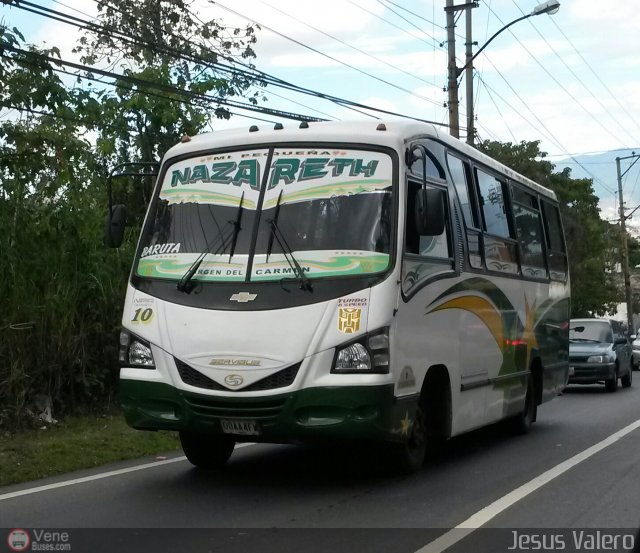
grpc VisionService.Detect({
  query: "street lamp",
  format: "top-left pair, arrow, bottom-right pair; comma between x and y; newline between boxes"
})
616,153 -> 640,334
446,0 -> 561,144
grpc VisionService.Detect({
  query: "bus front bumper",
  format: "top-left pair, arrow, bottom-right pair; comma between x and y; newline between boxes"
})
119,379 -> 416,445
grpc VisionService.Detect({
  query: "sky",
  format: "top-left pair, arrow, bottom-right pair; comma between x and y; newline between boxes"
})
2,0 -> 640,221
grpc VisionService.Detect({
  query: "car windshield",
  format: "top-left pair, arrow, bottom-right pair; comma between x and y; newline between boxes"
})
569,321 -> 613,343
135,147 -> 393,283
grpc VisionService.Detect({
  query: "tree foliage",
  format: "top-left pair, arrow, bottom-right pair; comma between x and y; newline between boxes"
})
74,0 -> 261,165
478,139 -> 620,317
1,26 -> 123,420
0,2 -> 263,424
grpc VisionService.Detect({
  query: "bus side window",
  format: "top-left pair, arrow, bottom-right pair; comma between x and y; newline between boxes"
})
541,200 -> 568,281
408,142 -> 446,180
512,186 -> 547,280
446,154 -> 482,269
405,180 -> 451,260
475,168 -> 518,274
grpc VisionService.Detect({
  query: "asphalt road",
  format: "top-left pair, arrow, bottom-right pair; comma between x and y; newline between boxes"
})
2,381 -> 640,553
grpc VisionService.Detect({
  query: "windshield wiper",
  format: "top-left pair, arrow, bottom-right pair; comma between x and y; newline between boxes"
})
228,191 -> 245,262
265,192 -> 312,292
266,190 -> 283,262
176,193 -> 244,293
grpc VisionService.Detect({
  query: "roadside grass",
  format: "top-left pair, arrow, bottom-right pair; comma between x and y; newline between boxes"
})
0,411 -> 181,488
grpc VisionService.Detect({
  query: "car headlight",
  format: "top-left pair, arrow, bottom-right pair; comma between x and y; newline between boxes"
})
332,328 -> 389,374
586,355 -> 612,363
119,330 -> 155,368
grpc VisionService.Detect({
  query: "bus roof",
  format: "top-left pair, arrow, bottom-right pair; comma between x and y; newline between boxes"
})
164,120 -> 557,201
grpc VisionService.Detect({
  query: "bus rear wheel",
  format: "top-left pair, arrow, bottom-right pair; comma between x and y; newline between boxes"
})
512,373 -> 537,434
179,431 -> 235,469
389,405 -> 427,475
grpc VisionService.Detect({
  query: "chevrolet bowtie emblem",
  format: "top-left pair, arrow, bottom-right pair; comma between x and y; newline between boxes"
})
230,292 -> 257,302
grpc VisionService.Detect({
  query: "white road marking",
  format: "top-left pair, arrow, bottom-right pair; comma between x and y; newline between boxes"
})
416,418 -> 640,553
0,443 -> 255,502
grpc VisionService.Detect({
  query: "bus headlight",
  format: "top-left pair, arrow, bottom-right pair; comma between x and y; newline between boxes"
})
335,343 -> 371,371
332,328 -> 390,374
119,330 -> 155,368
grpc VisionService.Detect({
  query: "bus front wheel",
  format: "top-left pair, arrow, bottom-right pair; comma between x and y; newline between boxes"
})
179,431 -> 235,469
389,405 -> 427,474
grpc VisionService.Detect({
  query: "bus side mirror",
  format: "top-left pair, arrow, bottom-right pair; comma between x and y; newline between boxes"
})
415,188 -> 445,236
104,204 -> 127,248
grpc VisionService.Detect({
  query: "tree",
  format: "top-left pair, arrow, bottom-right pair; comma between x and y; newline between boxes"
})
478,139 -> 619,316
0,26 -> 129,421
0,3 -> 266,423
75,0 -> 262,165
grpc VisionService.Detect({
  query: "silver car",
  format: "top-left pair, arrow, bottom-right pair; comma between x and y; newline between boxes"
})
569,318 -> 633,392
632,335 -> 640,370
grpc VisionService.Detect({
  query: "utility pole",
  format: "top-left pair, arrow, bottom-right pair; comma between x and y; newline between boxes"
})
445,1 -> 478,140
465,5 -> 475,145
444,1 -> 560,143
445,0 -> 460,139
616,154 -> 640,333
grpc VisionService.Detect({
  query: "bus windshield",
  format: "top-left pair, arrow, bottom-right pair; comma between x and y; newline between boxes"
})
135,147 -> 393,283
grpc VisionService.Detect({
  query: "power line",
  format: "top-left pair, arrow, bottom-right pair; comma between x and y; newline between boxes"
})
71,0 -> 448,124
210,1 -> 444,107
380,0 -> 446,31
549,17 -> 640,136
476,75 -> 516,142
555,161 -> 629,165
0,104 -> 88,126
629,166 -> 640,205
11,0 -> 268,89
1,44 -> 325,122
258,0 -> 441,90
97,0 -> 372,122
476,70 -> 617,197
483,3 -> 631,151
10,0 -> 445,125
374,0 -> 443,47
345,0 -> 441,49
473,0 -> 493,114
545,149 -> 638,158
23,60 -> 286,126
508,0 -> 639,148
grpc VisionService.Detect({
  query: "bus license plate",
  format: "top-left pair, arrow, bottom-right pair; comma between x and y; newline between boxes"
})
220,419 -> 260,436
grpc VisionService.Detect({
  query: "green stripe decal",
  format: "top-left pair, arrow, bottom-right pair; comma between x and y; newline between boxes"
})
426,278 -> 539,378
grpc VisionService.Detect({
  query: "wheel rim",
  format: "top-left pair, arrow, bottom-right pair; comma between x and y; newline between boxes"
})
409,409 -> 426,452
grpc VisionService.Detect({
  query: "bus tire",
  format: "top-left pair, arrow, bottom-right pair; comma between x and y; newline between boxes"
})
179,431 -> 235,469
513,373 -> 536,434
389,405 -> 427,475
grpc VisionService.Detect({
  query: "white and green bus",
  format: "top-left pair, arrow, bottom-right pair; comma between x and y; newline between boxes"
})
109,120 -> 570,473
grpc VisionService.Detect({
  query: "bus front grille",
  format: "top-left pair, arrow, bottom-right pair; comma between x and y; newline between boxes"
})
175,359 -> 226,391
183,395 -> 288,420
174,358 -> 300,392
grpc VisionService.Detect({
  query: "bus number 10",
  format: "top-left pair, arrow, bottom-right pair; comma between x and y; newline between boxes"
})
132,308 -> 154,323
